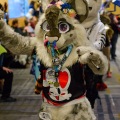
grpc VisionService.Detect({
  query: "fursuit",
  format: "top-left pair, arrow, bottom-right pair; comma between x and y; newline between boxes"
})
0,0 -> 108,119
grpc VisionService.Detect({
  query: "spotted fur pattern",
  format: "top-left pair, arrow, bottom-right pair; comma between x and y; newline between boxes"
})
39,97 -> 95,120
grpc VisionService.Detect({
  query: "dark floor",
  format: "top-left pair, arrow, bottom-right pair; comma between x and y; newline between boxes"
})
0,68 -> 41,120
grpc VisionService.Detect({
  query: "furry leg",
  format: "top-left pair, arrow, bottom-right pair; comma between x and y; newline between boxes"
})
39,97 -> 96,120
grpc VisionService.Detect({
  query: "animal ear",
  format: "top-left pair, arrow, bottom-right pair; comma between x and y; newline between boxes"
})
41,0 -> 58,12
66,0 -> 89,23
41,0 -> 50,12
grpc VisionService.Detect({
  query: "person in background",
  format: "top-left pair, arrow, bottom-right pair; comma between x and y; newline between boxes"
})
12,19 -> 23,35
29,1 -> 35,16
81,0 -> 107,111
26,8 -> 37,29
34,4 -> 41,18
34,2 -> 43,19
109,13 -> 120,60
3,2 -> 9,24
24,19 -> 35,37
100,13 -> 114,78
0,45 -> 16,102
117,16 -> 120,33
0,69 -> 16,102
29,16 -> 37,30
0,66 -> 16,102
105,28 -> 114,77
12,19 -> 27,36
0,3 -> 9,24
26,8 -> 34,21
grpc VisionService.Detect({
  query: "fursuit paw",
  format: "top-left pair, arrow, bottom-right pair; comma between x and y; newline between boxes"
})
76,46 -> 108,75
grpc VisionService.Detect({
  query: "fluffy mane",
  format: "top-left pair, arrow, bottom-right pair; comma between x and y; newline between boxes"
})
35,13 -> 90,67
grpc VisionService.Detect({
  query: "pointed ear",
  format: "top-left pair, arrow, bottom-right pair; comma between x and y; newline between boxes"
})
41,0 -> 52,12
41,0 -> 58,12
66,0 -> 89,23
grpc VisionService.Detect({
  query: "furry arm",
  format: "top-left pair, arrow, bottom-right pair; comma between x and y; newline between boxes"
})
0,20 -> 36,55
77,46 -> 108,75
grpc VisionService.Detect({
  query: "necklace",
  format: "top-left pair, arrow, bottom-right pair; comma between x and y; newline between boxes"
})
44,39 -> 73,87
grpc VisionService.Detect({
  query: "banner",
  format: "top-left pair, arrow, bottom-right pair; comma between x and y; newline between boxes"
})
8,0 -> 29,18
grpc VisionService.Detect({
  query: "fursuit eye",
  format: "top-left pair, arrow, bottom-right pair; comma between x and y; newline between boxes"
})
41,21 -> 50,32
59,22 -> 70,33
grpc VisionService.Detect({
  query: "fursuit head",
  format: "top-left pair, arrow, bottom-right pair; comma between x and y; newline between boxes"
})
81,0 -> 106,50
0,0 -> 108,120
82,0 -> 102,28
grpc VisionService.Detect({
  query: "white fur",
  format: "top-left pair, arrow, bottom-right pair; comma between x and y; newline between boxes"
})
77,46 -> 108,75
75,0 -> 88,15
34,1 -> 107,75
41,0 -> 50,12
39,97 -> 96,120
15,55 -> 28,65
82,0 -> 102,28
36,13 -> 91,68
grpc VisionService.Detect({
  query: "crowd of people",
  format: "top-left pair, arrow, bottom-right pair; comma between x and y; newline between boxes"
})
0,0 -> 43,102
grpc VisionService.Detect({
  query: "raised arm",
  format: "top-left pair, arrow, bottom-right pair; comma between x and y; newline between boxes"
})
0,10 -> 36,55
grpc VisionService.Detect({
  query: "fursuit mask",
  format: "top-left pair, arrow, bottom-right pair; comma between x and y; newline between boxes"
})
87,0 -> 102,17
40,0 -> 89,43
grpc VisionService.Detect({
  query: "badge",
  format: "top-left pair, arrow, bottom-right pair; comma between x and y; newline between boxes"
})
46,68 -> 56,79
54,82 -> 59,87
46,68 -> 59,87
52,57 -> 61,65
39,112 -> 52,120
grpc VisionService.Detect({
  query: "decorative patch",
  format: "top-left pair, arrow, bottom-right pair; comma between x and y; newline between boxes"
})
43,68 -> 72,101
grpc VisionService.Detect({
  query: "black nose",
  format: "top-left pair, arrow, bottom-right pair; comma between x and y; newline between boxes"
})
89,7 -> 92,11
